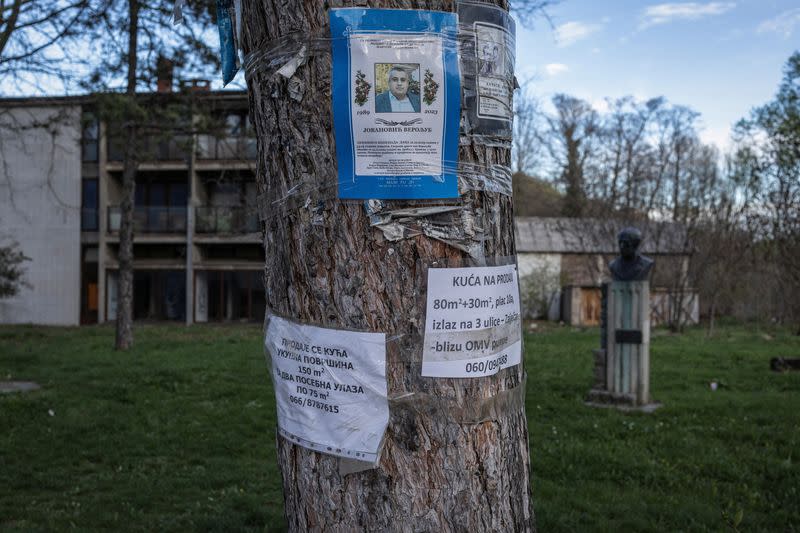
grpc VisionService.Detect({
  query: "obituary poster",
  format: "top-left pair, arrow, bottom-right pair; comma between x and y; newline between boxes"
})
458,1 -> 516,138
265,315 -> 389,462
330,9 -> 461,199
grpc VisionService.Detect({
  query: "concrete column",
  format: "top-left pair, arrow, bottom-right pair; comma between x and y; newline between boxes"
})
97,112 -> 109,323
185,108 -> 197,325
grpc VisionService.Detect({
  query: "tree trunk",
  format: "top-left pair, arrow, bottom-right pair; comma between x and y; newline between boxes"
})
115,125 -> 137,350
115,0 -> 139,350
241,1 -> 533,530
706,294 -> 717,338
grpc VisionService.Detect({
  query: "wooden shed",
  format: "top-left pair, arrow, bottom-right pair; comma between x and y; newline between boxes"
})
514,217 -> 699,327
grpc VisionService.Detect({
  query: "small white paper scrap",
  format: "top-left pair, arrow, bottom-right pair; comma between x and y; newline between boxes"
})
265,316 -> 388,462
422,264 -> 522,378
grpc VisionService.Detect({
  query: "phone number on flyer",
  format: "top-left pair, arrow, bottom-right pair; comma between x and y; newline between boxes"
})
465,353 -> 508,375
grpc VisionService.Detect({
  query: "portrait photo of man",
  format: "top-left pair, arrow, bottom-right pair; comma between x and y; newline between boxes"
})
374,64 -> 420,113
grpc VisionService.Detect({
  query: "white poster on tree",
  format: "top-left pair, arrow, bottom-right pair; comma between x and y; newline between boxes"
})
422,264 -> 522,378
265,315 -> 388,462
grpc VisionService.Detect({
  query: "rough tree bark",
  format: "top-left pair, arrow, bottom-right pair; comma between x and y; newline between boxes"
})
115,0 -> 139,350
241,1 -> 533,530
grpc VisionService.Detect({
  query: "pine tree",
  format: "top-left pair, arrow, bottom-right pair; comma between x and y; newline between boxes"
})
240,1 -> 535,530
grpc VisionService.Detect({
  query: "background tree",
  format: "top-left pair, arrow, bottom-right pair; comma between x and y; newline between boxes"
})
511,0 -> 558,28
2,0 -> 220,344
689,150 -> 759,336
1,0 -> 91,256
512,173 -> 563,216
734,51 -> 800,332
0,0 -> 89,94
591,96 -> 662,214
512,85 -> 542,176
1,0 -> 87,305
541,94 -> 599,217
512,85 -> 563,217
83,0 -> 217,349
0,237 -> 29,297
528,92 -> 734,330
240,0 -> 543,529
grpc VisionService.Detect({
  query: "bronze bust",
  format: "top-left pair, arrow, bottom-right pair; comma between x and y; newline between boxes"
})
608,227 -> 654,281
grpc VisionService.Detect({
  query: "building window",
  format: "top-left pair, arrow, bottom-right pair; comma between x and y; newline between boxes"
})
81,246 -> 99,324
82,113 -> 99,162
195,271 -> 265,322
226,113 -> 245,136
108,179 -> 188,233
132,271 -> 186,321
81,178 -> 98,231
197,111 -> 256,160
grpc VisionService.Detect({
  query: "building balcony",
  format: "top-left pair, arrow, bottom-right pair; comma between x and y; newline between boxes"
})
108,206 -> 187,234
108,136 -> 190,162
195,206 -> 259,234
197,135 -> 257,160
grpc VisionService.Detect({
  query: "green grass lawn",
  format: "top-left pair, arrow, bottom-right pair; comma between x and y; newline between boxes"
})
1,322 -> 798,532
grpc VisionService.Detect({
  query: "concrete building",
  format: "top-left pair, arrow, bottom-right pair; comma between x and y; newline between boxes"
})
0,102 -> 82,325
0,89 -> 264,326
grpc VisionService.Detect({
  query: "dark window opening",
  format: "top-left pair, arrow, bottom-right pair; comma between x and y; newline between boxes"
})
81,178 -> 99,231
109,177 -> 188,233
197,110 -> 256,160
133,271 -> 186,321
202,271 -> 264,322
204,244 -> 264,260
195,176 -> 259,234
132,244 -> 186,260
80,246 -> 98,324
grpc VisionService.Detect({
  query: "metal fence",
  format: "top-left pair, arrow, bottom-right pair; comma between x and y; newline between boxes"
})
195,206 -> 259,234
196,135 -> 257,160
108,206 -> 187,233
108,137 -> 191,162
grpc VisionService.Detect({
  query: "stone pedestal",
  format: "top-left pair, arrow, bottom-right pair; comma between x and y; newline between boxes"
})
586,281 -> 660,411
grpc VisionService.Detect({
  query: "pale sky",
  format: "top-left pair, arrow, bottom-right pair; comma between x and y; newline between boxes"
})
515,0 -> 800,151
4,1 -> 797,155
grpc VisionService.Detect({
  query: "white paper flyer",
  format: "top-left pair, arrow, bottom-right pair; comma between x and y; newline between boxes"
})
422,264 -> 522,378
265,316 -> 388,462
